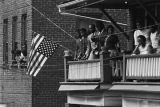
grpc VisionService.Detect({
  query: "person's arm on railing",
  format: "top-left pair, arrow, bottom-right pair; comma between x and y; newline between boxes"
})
132,44 -> 140,55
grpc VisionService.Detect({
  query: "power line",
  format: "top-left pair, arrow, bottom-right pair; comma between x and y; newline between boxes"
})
25,2 -> 76,41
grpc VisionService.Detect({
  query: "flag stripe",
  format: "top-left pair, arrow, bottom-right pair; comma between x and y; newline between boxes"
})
28,34 -> 41,63
31,55 -> 45,76
28,50 -> 40,72
33,57 -> 47,76
27,35 -> 44,70
28,52 -> 40,73
29,34 -> 40,56
28,35 -> 44,63
29,52 -> 41,75
30,54 -> 45,76
27,33 -> 58,76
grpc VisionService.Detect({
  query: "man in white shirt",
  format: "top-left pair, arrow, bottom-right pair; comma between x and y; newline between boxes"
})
150,25 -> 159,52
134,21 -> 151,47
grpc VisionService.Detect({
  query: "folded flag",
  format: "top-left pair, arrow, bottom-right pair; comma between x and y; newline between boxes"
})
27,34 -> 58,76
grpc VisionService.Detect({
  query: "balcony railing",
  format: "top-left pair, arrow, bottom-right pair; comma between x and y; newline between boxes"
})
64,50 -> 160,83
68,59 -> 101,81
64,52 -> 123,83
125,54 -> 160,80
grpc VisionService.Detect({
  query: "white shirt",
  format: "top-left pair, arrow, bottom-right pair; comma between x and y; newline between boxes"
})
139,43 -> 151,54
134,29 -> 151,46
150,31 -> 159,48
134,30 -> 144,46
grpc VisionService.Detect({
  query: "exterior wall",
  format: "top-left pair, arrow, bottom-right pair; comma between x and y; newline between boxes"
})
32,0 -> 76,107
32,1 -> 130,107
0,0 -> 32,107
75,8 -> 132,51
104,9 -> 132,51
0,0 -> 131,107
0,0 -> 32,64
67,91 -> 122,106
0,68 -> 32,107
123,92 -> 160,107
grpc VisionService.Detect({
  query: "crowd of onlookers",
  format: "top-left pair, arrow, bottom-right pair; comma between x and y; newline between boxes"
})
74,20 -> 160,61
74,21 -> 120,61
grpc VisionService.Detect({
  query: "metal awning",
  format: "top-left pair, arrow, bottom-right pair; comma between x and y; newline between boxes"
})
59,84 -> 99,91
57,0 -> 160,11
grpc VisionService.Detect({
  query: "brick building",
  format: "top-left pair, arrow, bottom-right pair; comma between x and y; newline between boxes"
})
57,0 -> 160,107
0,0 -> 130,107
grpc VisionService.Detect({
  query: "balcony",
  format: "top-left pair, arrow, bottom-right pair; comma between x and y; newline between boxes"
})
125,54 -> 160,81
64,52 -> 123,83
64,52 -> 160,84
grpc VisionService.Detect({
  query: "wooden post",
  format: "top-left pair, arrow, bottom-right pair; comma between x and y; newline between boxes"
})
122,54 -> 126,82
100,51 -> 112,84
100,51 -> 104,83
64,50 -> 73,82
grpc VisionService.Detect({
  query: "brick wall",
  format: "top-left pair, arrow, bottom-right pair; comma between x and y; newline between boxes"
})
32,1 -> 132,107
32,0 -> 76,107
73,8 -> 133,51
0,0 -> 132,107
0,0 -> 32,107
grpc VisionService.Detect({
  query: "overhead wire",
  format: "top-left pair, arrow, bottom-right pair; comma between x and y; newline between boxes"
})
4,62 -> 124,71
25,2 -> 76,41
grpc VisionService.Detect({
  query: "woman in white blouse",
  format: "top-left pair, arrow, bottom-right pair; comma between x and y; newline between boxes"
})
132,35 -> 153,55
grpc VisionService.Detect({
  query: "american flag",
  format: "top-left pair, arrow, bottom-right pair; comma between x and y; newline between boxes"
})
27,34 -> 58,76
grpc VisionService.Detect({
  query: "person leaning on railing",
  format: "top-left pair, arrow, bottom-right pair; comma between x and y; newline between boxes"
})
84,21 -> 107,60
74,28 -> 88,60
84,24 -> 100,60
132,35 -> 153,55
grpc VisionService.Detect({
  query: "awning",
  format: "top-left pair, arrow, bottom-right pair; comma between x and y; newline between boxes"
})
59,84 -> 99,91
108,84 -> 160,93
57,0 -> 160,11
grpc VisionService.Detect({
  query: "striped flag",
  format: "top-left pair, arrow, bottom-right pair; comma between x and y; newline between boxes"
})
27,34 -> 58,76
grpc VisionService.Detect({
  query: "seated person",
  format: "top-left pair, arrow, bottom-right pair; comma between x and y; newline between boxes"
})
132,35 -> 153,55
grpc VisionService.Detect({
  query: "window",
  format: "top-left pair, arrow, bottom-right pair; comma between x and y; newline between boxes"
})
12,16 -> 18,60
3,19 -> 8,65
21,14 -> 27,57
